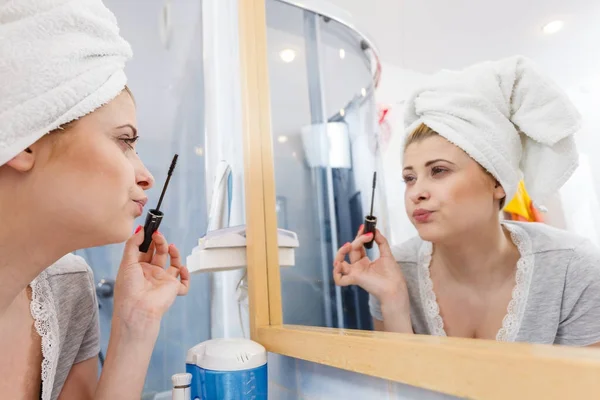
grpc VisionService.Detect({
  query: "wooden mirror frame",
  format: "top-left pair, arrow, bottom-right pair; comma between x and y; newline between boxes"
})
238,0 -> 600,398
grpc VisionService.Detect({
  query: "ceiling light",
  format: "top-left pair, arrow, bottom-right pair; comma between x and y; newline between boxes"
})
194,146 -> 204,156
278,135 -> 288,143
542,20 -> 564,35
361,88 -> 367,97
339,49 -> 346,59
340,108 -> 345,117
279,49 -> 296,63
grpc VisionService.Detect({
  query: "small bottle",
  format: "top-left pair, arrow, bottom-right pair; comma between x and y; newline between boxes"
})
171,373 -> 192,400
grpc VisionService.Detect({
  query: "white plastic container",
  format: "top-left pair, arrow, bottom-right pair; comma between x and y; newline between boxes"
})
171,373 -> 192,400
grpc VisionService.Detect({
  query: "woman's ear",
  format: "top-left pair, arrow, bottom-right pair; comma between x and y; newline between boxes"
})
5,148 -> 35,172
494,181 -> 507,206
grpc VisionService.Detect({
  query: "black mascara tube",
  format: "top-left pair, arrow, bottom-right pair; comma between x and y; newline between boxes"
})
363,172 -> 377,249
139,154 -> 179,253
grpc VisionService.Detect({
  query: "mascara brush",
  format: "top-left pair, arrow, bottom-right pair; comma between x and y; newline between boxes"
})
139,154 -> 179,252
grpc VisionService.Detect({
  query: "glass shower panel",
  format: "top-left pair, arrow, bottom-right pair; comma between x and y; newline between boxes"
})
74,0 -> 210,395
320,17 -> 381,331
266,0 -> 330,328
267,0 -> 380,329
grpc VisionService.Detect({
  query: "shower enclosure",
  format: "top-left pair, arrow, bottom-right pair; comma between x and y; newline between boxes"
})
265,0 -> 384,330
74,0 -> 382,395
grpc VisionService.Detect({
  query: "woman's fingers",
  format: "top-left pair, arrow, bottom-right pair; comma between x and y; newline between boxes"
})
334,242 -> 352,267
333,260 -> 356,286
349,225 -> 367,263
373,229 -> 393,257
166,244 -> 183,277
165,245 -> 190,296
120,226 -> 144,267
150,231 -> 169,267
352,232 -> 374,248
139,241 -> 155,264
177,266 -> 191,296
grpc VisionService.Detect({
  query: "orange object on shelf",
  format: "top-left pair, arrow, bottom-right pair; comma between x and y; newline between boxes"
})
503,180 -> 544,222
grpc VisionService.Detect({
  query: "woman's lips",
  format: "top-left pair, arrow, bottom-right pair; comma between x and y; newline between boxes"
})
413,209 -> 433,223
133,198 -> 147,216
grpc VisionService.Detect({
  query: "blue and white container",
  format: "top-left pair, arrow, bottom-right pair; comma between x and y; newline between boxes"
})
185,338 -> 268,400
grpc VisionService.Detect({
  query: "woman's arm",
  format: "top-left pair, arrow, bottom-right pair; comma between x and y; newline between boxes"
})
59,317 -> 161,400
94,316 -> 161,399
379,296 -> 414,333
59,358 -> 98,400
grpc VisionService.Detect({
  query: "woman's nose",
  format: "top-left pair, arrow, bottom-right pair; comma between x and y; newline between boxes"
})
135,159 -> 154,190
408,184 -> 430,203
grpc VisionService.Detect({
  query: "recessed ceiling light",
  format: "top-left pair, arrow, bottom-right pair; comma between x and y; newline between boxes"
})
194,146 -> 204,156
278,135 -> 288,143
339,49 -> 346,59
542,20 -> 564,35
340,108 -> 345,117
361,88 -> 367,97
279,49 -> 296,63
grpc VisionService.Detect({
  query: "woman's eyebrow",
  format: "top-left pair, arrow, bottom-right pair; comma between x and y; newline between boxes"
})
115,124 -> 138,136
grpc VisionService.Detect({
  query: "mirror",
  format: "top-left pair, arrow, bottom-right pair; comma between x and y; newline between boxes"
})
265,0 -> 600,350
266,0 -> 381,329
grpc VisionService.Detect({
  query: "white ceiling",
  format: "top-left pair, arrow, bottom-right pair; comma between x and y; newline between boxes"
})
327,0 -> 600,89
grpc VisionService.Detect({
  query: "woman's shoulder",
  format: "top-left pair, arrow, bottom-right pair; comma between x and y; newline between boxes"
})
46,253 -> 92,277
506,221 -> 593,254
390,236 -> 423,264
43,253 -> 96,304
509,221 -> 600,277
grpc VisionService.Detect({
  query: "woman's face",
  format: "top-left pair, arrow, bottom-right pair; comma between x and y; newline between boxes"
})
402,135 -> 505,242
26,91 -> 154,247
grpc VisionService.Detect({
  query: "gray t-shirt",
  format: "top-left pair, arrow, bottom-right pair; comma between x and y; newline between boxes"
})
32,254 -> 100,400
369,221 -> 600,346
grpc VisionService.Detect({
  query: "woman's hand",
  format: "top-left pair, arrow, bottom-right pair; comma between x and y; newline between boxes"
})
112,226 -> 190,337
96,227 -> 191,400
333,227 -> 412,333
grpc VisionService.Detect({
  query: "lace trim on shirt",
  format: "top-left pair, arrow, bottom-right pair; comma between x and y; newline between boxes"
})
30,270 -> 60,400
417,241 -> 446,336
496,223 -> 534,342
417,222 -> 534,341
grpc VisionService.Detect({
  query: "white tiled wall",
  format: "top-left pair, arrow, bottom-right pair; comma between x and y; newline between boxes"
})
268,354 -> 461,400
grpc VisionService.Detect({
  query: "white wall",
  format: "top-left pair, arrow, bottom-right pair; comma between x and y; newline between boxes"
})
559,83 -> 600,245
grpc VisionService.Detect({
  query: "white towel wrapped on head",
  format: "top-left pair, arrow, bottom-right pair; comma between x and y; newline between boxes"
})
404,55 -> 581,202
0,0 -> 132,166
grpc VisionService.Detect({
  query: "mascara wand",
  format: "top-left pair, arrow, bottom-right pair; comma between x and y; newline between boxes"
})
364,172 -> 377,249
139,154 -> 179,252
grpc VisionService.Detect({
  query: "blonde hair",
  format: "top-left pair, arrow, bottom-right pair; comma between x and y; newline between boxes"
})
404,123 -> 438,148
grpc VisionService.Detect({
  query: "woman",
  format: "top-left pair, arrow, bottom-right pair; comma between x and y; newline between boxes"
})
0,1 -> 190,399
333,56 -> 600,346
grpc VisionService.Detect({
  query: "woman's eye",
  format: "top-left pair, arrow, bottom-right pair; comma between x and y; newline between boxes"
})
403,175 -> 415,184
431,166 -> 448,176
119,136 -> 139,150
